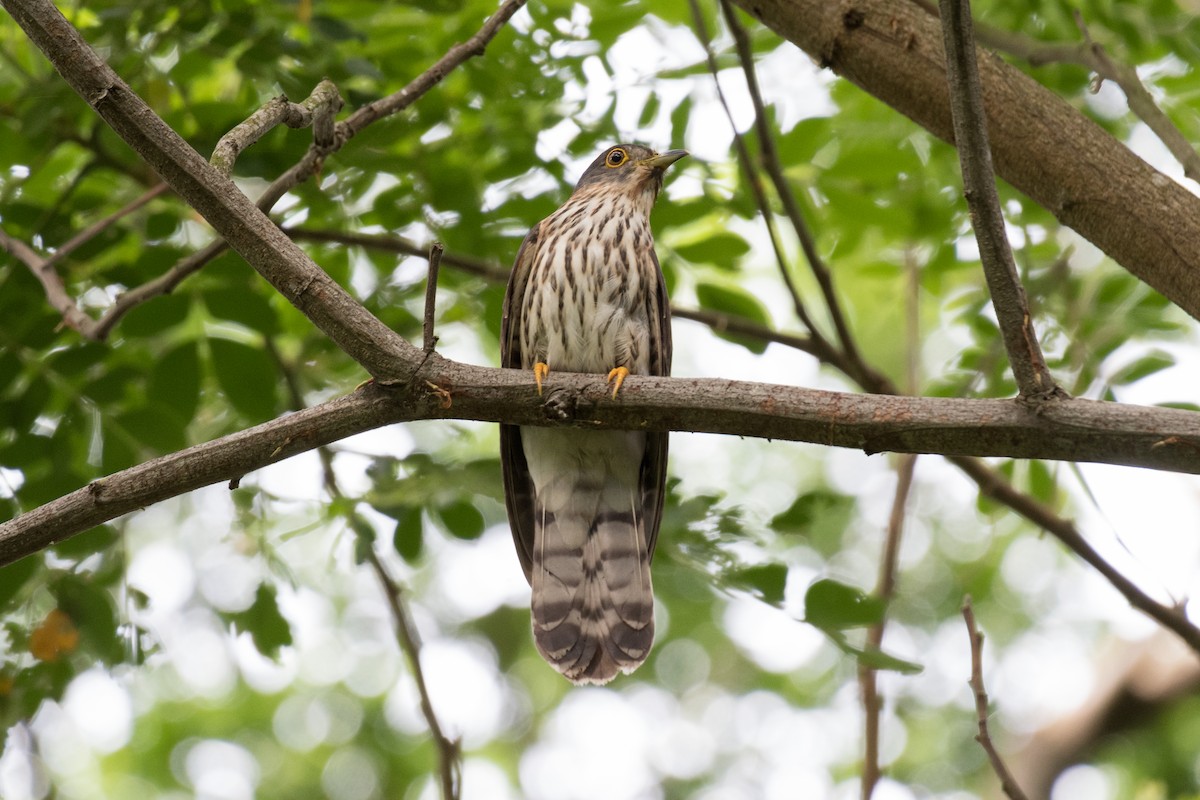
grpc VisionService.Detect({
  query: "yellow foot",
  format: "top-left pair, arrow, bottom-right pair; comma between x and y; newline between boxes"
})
606,366 -> 630,399
534,362 -> 550,396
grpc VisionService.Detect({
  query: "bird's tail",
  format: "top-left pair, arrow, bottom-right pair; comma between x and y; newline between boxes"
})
531,484 -> 655,685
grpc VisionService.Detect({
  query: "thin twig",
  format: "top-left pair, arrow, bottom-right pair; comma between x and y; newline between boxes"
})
42,182 -> 170,270
961,597 -> 1031,800
685,0 -> 832,355
860,250 -> 921,799
718,0 -> 866,376
287,227 -> 510,281
423,242 -> 444,353
265,337 -> 460,799
81,0 -> 525,339
938,0 -> 1062,400
959,10 -> 1200,184
335,0 -> 526,142
950,455 -> 1200,654
365,548 -> 461,800
0,225 -> 94,335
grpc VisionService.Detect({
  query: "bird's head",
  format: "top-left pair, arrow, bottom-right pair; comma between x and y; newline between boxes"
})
572,144 -> 688,203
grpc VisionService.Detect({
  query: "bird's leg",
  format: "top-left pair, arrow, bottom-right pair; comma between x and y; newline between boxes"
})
606,366 -> 630,399
534,362 -> 550,396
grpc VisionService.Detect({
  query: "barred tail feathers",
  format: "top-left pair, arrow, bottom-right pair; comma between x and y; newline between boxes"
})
523,428 -> 654,685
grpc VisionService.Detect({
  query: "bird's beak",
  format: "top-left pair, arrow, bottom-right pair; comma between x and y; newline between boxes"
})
642,149 -> 688,170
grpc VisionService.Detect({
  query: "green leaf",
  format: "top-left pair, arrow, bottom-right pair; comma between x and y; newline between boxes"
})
204,287 -> 280,336
226,584 -> 293,659
674,232 -> 750,268
694,282 -> 772,355
1109,351 -> 1175,386
726,563 -> 788,607
0,556 -> 40,608
435,498 -> 485,540
149,342 -> 201,422
208,338 -> 279,420
804,578 -> 885,630
52,574 -> 122,663
390,505 -> 424,564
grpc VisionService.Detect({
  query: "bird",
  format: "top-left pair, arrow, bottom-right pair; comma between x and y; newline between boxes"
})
500,143 -> 687,685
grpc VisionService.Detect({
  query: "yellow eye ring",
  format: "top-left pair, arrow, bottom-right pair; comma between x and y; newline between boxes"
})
605,147 -> 628,168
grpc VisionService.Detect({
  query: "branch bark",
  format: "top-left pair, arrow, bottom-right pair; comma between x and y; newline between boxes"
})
732,0 -> 1200,322
5,357 -> 1200,566
938,0 -> 1061,399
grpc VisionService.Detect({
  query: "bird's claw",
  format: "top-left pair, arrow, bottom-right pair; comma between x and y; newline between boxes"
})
606,366 -> 630,399
534,362 -> 550,396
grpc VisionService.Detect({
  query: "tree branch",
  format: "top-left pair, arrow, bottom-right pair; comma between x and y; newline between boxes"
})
2,0 -> 413,376
687,0 -> 833,357
211,80 -> 343,177
0,224 -> 95,336
938,0 -> 1061,400
719,0 -> 866,374
41,181 -> 169,270
26,0 -> 527,342
5,359 -> 1200,567
731,0 -> 1200,322
961,597 -> 1032,800
364,549 -> 461,800
963,10 -> 1200,185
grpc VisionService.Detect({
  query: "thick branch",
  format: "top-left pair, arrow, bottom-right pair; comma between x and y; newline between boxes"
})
968,12 -> 1200,184
937,0 -> 1060,399
732,0 -> 1200,322
5,359 -> 1200,566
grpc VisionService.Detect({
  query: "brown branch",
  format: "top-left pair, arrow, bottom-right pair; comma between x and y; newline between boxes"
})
270,230 -> 1200,660
731,0 -> 1200,323
965,12 -> 1200,184
364,548 -> 461,800
686,0 -> 834,358
42,181 -> 169,270
59,0 -> 526,341
0,225 -> 95,336
961,597 -> 1032,800
6,358 -> 1200,564
718,0 -> 866,377
949,455 -> 1200,661
211,80 -> 343,176
423,242 -> 444,353
938,0 -> 1061,399
860,252 -> 920,799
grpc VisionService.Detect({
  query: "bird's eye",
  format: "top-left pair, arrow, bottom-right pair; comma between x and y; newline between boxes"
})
605,148 -> 628,168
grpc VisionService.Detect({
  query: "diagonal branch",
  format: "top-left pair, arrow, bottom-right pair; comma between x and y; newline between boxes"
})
955,8 -> 1200,184
731,0 -> 1200,323
41,181 -> 169,270
211,80 -> 343,177
2,0 -> 421,376
961,597 -> 1032,800
0,225 -> 95,336
718,0 -> 867,375
57,0 -> 526,341
938,0 -> 1062,400
267,344 -> 461,800
365,549 -> 461,800
686,0 -> 834,360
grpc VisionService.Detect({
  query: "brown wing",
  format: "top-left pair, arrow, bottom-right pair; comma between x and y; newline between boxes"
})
641,248 -> 672,562
500,225 -> 541,584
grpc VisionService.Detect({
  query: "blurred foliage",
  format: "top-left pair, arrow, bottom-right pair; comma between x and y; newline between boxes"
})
1,0 -> 1199,798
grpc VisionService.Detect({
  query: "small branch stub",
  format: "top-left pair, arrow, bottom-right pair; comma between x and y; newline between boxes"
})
423,242 -> 445,354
